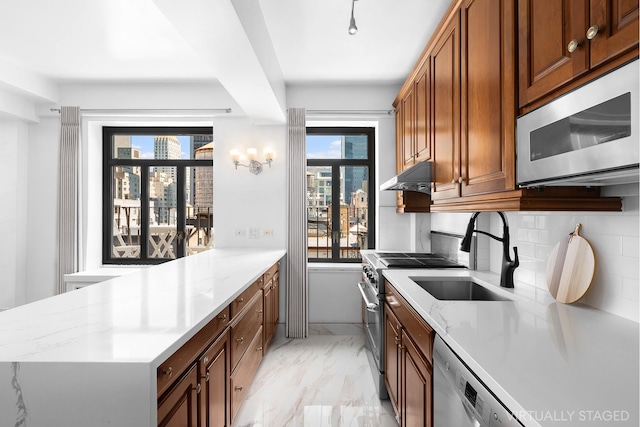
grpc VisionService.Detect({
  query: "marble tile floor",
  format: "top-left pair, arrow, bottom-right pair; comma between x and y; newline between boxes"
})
232,324 -> 398,427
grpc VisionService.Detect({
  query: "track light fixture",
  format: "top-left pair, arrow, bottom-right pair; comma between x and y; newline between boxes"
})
348,0 -> 358,35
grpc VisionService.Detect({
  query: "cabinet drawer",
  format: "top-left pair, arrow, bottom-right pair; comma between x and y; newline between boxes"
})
157,306 -> 230,397
385,282 -> 434,362
230,326 -> 263,421
230,294 -> 263,370
230,278 -> 262,319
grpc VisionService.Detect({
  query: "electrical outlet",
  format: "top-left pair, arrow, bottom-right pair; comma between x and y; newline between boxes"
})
234,228 -> 246,238
262,229 -> 273,237
248,227 -> 260,239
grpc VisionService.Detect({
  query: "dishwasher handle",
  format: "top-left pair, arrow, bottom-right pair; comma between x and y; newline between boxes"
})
357,282 -> 379,312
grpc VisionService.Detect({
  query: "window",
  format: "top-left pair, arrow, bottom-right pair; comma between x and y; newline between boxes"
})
103,127 -> 214,265
306,127 -> 375,262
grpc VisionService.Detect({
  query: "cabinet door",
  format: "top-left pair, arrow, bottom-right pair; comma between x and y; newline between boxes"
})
589,0 -> 639,67
158,365 -> 199,427
263,280 -> 274,351
384,304 -> 401,417
431,13 -> 461,201
518,0 -> 589,107
401,87 -> 416,170
272,272 -> 279,330
460,0 -> 516,196
414,60 -> 432,163
401,330 -> 432,427
200,331 -> 230,427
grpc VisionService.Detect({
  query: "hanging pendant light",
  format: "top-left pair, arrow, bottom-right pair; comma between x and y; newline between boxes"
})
348,0 -> 358,35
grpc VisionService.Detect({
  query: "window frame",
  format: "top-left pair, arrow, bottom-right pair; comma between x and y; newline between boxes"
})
306,126 -> 376,263
102,126 -> 213,265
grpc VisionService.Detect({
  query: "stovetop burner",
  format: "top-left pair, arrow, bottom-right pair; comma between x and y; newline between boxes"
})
376,252 -> 465,269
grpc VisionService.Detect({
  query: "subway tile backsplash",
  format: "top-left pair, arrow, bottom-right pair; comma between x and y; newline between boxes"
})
431,185 -> 639,323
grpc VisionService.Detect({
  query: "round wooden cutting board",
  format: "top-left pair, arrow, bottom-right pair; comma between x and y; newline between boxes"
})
546,224 -> 596,304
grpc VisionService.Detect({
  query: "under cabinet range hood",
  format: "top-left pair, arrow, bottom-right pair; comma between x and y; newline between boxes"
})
380,161 -> 432,194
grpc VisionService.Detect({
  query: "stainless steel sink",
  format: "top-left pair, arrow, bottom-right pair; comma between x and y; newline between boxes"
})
410,279 -> 512,301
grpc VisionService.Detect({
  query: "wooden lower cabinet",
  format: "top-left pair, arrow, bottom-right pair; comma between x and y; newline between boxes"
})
384,304 -> 401,418
402,330 -> 432,427
385,282 -> 434,427
158,364 -> 199,427
158,261 -> 280,427
199,330 -> 230,427
263,263 -> 280,352
230,326 -> 263,421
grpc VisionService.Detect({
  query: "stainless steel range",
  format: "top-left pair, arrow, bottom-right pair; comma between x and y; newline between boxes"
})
358,232 -> 474,400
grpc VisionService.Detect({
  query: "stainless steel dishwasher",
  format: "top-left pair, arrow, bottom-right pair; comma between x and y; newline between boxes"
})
433,335 -> 523,427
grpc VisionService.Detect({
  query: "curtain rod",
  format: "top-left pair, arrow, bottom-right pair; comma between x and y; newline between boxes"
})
50,108 -> 232,114
305,109 -> 394,116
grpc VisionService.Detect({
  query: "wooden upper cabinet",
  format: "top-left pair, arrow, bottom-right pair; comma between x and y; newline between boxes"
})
519,0 -> 638,108
460,0 -> 516,196
431,13 -> 461,201
518,0 -> 589,107
414,60 -> 432,164
400,87 -> 416,170
590,0 -> 639,67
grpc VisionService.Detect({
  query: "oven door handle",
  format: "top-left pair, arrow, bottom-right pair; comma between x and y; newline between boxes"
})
357,282 -> 379,312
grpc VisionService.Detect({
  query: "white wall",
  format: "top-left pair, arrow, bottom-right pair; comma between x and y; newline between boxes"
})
25,118 -> 59,302
212,119 -> 286,249
0,120 -> 29,309
431,184 -> 640,322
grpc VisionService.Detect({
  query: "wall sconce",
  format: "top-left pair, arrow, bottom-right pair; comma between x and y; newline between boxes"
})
230,148 -> 274,175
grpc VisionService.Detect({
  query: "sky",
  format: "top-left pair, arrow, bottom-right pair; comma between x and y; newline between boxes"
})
306,135 -> 342,159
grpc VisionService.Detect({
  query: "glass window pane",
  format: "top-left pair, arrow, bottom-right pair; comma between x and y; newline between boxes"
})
306,134 -> 368,159
111,167 -> 141,259
113,134 -> 213,160
307,167 -> 331,259
187,166 -> 214,255
149,166 -> 177,259
341,166 -> 369,260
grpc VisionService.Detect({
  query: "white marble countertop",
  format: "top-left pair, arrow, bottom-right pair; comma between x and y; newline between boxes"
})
383,268 -> 639,427
0,248 -> 286,366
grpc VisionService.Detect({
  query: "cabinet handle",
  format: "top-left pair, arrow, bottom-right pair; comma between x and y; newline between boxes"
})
238,297 -> 244,303
236,337 -> 244,343
567,39 -> 579,53
203,356 -> 209,363
235,385 -> 243,391
451,179 -> 456,185
394,336 -> 401,345
160,367 -> 173,378
257,309 -> 263,314
458,176 -> 463,184
217,314 -> 227,321
257,346 -> 263,352
196,383 -> 201,394
586,25 -> 599,40
206,372 -> 210,382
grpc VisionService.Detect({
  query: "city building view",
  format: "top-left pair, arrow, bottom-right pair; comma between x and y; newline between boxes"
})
111,133 -> 214,260
307,134 -> 370,260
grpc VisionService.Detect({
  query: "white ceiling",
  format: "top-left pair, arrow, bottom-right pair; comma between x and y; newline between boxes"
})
0,0 -> 450,121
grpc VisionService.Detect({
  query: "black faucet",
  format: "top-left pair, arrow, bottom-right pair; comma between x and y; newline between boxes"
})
460,211 -> 519,288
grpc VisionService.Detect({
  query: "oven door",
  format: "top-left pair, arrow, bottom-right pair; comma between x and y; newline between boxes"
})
358,280 -> 387,398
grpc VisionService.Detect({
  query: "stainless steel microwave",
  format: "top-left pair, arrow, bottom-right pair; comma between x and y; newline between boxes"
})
517,60 -> 639,187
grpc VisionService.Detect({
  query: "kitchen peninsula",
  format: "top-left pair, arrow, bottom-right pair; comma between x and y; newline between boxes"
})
0,248 -> 285,427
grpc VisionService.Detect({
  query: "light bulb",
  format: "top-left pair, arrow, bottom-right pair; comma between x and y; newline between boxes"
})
230,149 -> 240,162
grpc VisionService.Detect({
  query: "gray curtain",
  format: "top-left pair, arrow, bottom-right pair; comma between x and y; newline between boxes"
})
57,106 -> 82,294
286,108 -> 308,338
